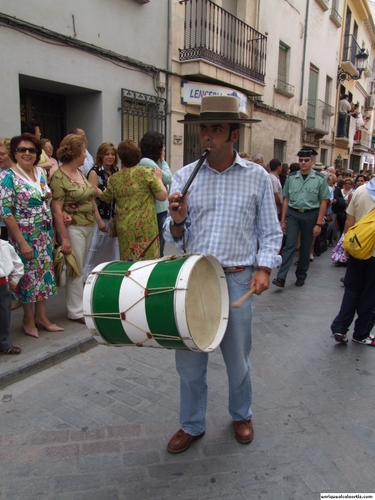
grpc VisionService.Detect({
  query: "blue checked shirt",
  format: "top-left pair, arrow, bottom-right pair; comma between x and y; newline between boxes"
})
164,153 -> 282,268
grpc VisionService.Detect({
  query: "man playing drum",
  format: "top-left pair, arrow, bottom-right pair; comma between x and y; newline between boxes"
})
164,95 -> 283,453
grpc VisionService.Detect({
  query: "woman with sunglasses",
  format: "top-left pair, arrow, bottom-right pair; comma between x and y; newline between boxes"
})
0,133 -> 62,338
341,177 -> 354,207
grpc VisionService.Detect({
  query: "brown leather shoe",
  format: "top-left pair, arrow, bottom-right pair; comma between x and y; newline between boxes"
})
167,429 -> 205,454
234,419 -> 254,444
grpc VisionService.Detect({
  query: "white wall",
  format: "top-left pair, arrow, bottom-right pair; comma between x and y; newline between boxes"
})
0,0 -> 169,154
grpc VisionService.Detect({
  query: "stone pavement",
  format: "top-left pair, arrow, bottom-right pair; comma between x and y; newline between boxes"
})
1,247 -> 375,499
0,285 -> 96,389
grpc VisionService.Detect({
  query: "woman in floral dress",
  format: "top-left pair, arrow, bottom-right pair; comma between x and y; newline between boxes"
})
0,133 -> 62,338
98,140 -> 167,261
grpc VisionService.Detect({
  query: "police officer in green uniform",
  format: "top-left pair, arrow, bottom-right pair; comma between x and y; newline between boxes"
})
272,148 -> 330,288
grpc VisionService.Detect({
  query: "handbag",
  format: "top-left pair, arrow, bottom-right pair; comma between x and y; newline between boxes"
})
108,197 -> 117,238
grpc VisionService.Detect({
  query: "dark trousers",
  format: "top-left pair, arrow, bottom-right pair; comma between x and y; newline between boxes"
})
0,283 -> 12,350
0,226 -> 8,241
337,113 -> 349,138
331,256 -> 375,340
157,211 -> 168,258
277,208 -> 318,282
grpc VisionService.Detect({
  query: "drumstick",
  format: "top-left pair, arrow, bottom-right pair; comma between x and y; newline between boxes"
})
172,148 -> 210,211
231,286 -> 257,308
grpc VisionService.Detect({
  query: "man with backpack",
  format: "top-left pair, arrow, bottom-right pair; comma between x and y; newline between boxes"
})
331,178 -> 375,345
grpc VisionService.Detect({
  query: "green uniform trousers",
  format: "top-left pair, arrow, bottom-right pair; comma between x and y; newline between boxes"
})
277,208 -> 319,282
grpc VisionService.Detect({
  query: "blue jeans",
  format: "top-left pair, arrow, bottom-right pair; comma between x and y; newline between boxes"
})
175,267 -> 253,435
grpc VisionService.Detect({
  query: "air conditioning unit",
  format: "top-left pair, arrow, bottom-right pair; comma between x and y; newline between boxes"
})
365,95 -> 374,109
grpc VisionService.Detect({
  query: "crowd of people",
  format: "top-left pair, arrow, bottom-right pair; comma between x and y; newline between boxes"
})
0,126 -> 170,352
1,95 -> 374,456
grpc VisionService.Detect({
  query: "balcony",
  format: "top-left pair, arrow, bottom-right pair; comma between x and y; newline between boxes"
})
305,99 -> 334,144
307,99 -> 334,133
275,79 -> 295,98
340,34 -> 361,77
353,129 -> 371,152
179,0 -> 267,90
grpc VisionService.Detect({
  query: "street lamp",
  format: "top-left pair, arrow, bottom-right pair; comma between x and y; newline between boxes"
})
337,48 -> 369,84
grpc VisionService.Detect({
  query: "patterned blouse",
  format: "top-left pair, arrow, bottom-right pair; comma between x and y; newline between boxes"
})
88,165 -> 118,219
50,168 -> 96,226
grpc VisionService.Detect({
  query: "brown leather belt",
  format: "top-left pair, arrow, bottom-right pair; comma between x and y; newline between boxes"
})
222,266 -> 245,273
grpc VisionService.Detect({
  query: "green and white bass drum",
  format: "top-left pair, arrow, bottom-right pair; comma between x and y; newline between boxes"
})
83,255 -> 229,352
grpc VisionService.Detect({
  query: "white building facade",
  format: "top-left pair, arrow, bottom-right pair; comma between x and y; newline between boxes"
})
0,0 -> 169,155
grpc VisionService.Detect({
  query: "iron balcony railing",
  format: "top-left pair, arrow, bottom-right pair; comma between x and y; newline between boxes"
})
179,0 -> 266,83
354,129 -> 371,148
342,34 -> 361,66
307,99 -> 335,133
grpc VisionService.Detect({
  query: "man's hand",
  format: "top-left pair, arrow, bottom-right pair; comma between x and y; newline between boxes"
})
312,225 -> 322,237
250,270 -> 270,295
168,192 -> 188,223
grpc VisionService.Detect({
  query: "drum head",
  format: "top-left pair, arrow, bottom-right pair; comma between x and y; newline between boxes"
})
183,255 -> 228,351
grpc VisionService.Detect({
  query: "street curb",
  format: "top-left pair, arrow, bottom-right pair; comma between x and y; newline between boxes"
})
0,336 -> 98,390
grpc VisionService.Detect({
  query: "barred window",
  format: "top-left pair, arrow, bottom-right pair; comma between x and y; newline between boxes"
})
121,89 -> 166,143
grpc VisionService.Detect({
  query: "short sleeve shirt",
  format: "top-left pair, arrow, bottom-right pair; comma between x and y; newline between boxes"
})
282,170 -> 330,210
50,169 -> 96,226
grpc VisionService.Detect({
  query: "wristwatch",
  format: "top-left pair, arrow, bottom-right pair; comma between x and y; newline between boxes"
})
315,223 -> 324,228
171,218 -> 186,228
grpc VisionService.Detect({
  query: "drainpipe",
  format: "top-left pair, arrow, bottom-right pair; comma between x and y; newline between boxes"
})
300,0 -> 310,107
166,0 -> 172,163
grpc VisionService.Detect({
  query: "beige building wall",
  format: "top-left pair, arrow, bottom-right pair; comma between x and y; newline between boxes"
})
334,0 -> 375,172
254,0 -> 342,165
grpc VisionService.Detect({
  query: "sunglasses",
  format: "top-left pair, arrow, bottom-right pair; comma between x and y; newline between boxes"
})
298,158 -> 311,163
16,147 -> 38,154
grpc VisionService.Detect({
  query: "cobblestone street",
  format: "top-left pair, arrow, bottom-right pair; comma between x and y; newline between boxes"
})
1,249 -> 375,499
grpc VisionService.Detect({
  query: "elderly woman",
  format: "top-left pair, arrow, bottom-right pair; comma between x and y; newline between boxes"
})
97,140 -> 167,261
139,132 -> 172,257
50,134 -> 107,324
83,142 -> 120,281
41,138 -> 59,180
0,133 -> 62,337
0,138 -> 14,241
0,137 -> 12,171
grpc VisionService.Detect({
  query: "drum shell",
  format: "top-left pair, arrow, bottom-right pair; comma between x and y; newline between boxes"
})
83,255 -> 229,352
